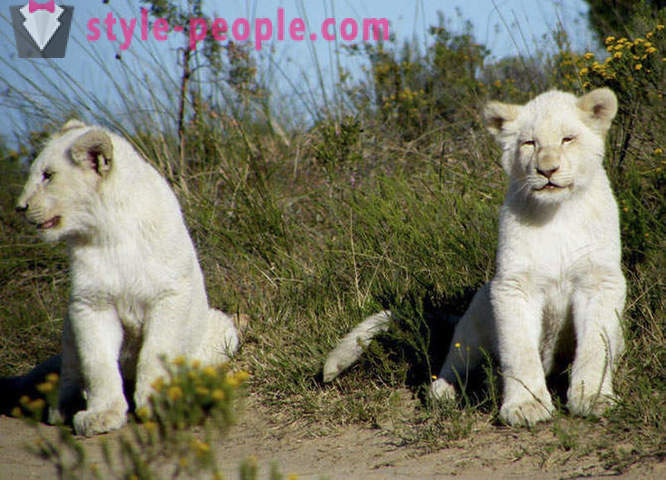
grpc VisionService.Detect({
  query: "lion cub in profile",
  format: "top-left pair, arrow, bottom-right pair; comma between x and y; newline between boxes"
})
16,121 -> 239,436
324,88 -> 626,426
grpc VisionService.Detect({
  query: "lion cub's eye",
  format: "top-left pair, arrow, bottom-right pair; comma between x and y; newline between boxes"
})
521,140 -> 536,148
42,171 -> 54,182
562,136 -> 575,144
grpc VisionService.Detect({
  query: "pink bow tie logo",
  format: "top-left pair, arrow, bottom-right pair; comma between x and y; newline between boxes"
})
28,0 -> 55,13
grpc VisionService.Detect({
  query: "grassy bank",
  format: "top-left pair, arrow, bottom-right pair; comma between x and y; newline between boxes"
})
0,2 -> 664,474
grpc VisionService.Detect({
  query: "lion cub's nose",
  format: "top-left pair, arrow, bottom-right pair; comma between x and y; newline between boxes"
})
15,203 -> 28,213
537,166 -> 559,179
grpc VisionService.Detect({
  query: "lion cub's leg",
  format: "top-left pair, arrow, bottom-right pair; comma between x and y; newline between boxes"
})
430,283 -> 496,401
68,304 -> 128,436
492,280 -> 554,426
567,280 -> 625,417
133,294 -> 190,411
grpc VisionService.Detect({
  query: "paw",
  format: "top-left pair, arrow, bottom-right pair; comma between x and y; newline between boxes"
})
73,407 -> 127,436
500,397 -> 554,426
429,379 -> 456,402
567,389 -> 614,417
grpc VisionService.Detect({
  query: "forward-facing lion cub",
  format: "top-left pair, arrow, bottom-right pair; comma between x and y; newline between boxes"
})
16,120 -> 239,436
324,88 -> 626,426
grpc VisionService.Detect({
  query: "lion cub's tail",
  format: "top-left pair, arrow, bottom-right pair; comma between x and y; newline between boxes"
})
322,311 -> 392,382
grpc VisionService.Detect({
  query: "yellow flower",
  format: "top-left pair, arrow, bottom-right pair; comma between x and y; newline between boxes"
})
614,44 -> 624,51
455,342 -> 461,349
579,67 -> 589,75
196,386 -> 210,396
191,439 -> 211,456
136,407 -> 151,420
657,25 -> 664,31
655,148 -> 664,154
27,399 -> 46,412
173,356 -> 186,366
46,373 -> 59,383
618,37 -> 628,43
431,375 -> 437,380
494,80 -> 502,87
212,389 -> 225,401
635,63 -> 642,70
614,52 -> 623,59
167,386 -> 183,401
37,382 -> 54,394
19,395 -> 30,405
202,366 -> 217,377
605,36 -> 615,44
606,45 -> 613,52
151,377 -> 165,392
234,371 -> 250,383
11,407 -> 22,418
144,421 -> 158,433
635,38 -> 644,44
583,52 -> 595,59
191,360 -> 201,369
287,475 -> 300,480
646,47 -> 657,54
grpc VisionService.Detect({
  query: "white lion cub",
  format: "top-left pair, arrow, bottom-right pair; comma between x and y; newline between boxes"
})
324,88 -> 626,426
16,120 -> 239,436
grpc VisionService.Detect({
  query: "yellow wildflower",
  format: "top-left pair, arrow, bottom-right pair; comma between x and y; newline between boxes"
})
605,36 -> 615,44
657,25 -> 664,31
635,63 -> 642,70
655,148 -> 663,154
212,389 -> 225,401
202,366 -> 217,377
614,52 -> 622,59
583,52 -> 595,59
167,385 -> 183,401
46,373 -> 59,383
455,342 -> 461,349
144,421 -> 158,433
646,47 -> 657,54
135,407 -> 151,420
27,398 -> 46,412
11,407 -> 22,418
172,356 -> 186,366
579,67 -> 589,75
151,377 -> 165,392
36,382 -> 53,394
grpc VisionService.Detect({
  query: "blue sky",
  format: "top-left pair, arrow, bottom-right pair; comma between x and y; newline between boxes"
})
0,0 -> 593,137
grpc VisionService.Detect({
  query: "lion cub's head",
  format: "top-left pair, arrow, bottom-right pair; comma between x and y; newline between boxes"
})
484,88 -> 617,205
16,120 -> 115,242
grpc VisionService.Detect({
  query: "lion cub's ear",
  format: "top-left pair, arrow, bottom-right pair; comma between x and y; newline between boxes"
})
70,130 -> 114,177
60,119 -> 87,133
483,101 -> 522,141
576,88 -> 618,134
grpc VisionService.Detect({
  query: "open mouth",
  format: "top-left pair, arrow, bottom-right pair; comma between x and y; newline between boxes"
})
536,182 -> 565,191
38,216 -> 61,230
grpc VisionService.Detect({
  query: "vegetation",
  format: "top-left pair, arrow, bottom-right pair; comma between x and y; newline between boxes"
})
0,0 -> 663,477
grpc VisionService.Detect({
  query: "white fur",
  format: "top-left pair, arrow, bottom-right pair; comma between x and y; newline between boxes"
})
16,121 -> 239,436
324,89 -> 626,426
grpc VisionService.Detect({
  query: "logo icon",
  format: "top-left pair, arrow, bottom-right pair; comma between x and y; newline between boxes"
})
10,1 -> 74,58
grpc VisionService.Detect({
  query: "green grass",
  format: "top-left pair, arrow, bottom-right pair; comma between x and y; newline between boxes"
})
0,2 -> 664,475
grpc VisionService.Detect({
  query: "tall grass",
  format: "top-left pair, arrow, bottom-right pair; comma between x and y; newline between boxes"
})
0,0 -> 664,473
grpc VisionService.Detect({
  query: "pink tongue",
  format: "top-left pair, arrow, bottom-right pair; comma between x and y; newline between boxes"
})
42,218 -> 58,229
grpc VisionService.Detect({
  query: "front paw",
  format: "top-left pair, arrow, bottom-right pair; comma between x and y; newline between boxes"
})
567,387 -> 614,417
500,397 -> 554,426
73,406 -> 127,436
429,379 -> 456,402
